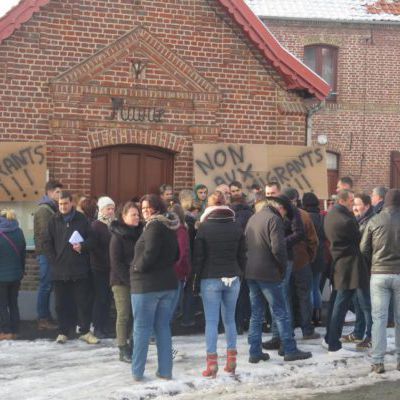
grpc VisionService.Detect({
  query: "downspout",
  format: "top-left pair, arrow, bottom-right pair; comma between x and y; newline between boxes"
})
306,101 -> 324,146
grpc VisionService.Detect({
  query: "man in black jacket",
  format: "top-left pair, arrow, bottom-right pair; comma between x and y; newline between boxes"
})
340,193 -> 374,350
245,197 -> 312,362
361,189 -> 400,373
323,190 -> 370,354
44,191 -> 98,345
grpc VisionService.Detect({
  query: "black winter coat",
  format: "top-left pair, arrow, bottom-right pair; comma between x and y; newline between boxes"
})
245,206 -> 288,283
109,220 -> 143,287
304,207 -> 326,274
231,202 -> 253,231
324,204 -> 369,290
193,207 -> 246,279
90,220 -> 111,272
130,214 -> 179,294
44,209 -> 93,281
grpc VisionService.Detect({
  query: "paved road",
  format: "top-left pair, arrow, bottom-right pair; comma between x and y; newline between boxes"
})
310,381 -> 400,400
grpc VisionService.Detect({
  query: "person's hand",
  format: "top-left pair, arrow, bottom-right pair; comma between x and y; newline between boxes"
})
72,243 -> 82,253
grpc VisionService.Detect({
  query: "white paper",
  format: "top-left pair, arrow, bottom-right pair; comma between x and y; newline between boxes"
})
69,230 -> 84,244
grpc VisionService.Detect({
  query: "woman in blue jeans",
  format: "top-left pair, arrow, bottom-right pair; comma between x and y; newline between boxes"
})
193,191 -> 246,377
130,194 -> 179,381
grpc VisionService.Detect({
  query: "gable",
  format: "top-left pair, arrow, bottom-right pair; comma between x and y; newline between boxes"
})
51,26 -> 217,95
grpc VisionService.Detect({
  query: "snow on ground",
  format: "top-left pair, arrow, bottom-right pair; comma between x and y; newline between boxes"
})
1,327 -> 400,400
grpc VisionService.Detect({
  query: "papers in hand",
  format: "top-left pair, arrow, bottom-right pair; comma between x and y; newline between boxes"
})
69,231 -> 84,245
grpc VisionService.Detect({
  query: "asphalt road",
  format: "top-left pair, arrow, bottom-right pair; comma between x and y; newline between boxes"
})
309,381 -> 400,400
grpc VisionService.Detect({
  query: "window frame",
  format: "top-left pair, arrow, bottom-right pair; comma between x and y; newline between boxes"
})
304,44 -> 338,102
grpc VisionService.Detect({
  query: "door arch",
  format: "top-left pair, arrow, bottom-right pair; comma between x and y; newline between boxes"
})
91,145 -> 174,204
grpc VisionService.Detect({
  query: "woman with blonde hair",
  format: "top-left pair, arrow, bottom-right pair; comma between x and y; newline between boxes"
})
193,191 -> 246,377
0,209 -> 26,340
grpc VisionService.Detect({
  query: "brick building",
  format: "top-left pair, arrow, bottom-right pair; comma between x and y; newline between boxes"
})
0,0 -> 328,304
247,0 -> 400,194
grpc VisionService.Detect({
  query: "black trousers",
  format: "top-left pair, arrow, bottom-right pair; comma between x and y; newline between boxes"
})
91,270 -> 112,332
0,281 -> 20,334
54,279 -> 91,336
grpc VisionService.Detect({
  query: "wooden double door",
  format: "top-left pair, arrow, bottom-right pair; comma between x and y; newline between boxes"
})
91,145 -> 174,204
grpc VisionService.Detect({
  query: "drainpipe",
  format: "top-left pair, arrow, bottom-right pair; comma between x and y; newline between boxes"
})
306,101 -> 324,147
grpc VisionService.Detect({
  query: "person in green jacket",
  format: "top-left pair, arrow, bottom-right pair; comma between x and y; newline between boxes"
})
0,209 -> 26,341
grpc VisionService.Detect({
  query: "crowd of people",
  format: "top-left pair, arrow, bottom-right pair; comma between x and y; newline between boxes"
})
0,177 -> 399,380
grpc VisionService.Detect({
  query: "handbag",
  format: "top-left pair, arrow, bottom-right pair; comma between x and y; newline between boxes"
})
0,231 -> 21,259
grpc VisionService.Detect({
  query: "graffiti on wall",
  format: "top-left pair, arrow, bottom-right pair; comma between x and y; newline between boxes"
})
194,144 -> 328,199
0,143 -> 46,202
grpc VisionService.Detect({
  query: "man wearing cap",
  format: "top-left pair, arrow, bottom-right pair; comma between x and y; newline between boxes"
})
245,196 -> 312,362
263,182 -> 306,350
282,188 -> 320,341
90,196 -> 115,338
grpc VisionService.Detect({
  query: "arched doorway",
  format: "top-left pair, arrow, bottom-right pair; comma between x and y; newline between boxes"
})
91,145 -> 174,204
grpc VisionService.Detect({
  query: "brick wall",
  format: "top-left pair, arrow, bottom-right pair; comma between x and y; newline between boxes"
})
22,252 -> 39,291
0,1 -> 313,290
263,18 -> 400,192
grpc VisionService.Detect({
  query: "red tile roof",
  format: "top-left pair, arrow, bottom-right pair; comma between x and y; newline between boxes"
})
0,0 -> 330,100
366,0 -> 400,15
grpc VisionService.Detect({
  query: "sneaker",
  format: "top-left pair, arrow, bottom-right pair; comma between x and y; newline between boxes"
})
371,363 -> 385,374
341,332 -> 363,343
284,350 -> 312,362
328,348 -> 355,357
262,337 -> 281,350
356,337 -> 372,351
156,371 -> 172,380
249,352 -> 270,363
79,332 -> 100,344
321,339 -> 329,349
38,319 -> 58,331
56,334 -> 68,344
303,332 -> 321,340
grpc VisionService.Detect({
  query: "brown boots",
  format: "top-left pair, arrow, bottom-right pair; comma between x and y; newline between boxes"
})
224,349 -> 237,374
203,350 -> 237,378
202,353 -> 218,378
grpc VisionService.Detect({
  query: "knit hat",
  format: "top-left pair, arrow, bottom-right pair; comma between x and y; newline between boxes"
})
384,189 -> 400,208
302,192 -> 320,208
97,196 -> 115,211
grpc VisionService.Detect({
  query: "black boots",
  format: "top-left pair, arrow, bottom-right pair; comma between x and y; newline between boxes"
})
119,344 -> 132,363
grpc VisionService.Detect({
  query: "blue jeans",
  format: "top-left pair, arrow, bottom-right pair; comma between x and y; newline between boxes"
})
171,281 -> 184,318
370,274 -> 400,364
311,271 -> 322,309
36,255 -> 53,320
290,265 -> 314,336
352,287 -> 372,339
325,287 -> 371,351
131,290 -> 177,379
200,278 -> 240,354
271,261 -> 293,339
247,279 -> 297,356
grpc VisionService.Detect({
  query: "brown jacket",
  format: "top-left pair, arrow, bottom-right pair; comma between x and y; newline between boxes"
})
293,209 -> 319,271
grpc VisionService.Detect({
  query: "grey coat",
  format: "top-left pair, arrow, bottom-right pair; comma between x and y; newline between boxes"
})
360,207 -> 400,275
245,206 -> 287,283
324,204 -> 369,290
